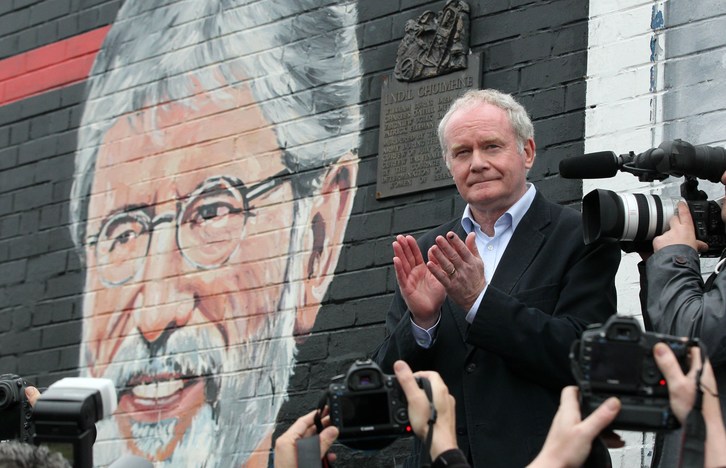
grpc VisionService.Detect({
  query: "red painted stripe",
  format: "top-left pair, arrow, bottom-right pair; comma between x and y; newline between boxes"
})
0,26 -> 111,107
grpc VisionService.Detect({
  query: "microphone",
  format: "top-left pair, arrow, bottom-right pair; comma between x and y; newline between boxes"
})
560,140 -> 726,182
558,151 -> 622,179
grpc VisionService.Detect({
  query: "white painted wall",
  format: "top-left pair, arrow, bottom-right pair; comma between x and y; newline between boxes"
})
586,1 -> 726,466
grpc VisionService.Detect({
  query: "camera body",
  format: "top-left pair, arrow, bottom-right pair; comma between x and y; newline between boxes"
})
570,316 -> 695,432
688,198 -> 726,252
33,377 -> 117,468
328,359 -> 415,447
0,374 -> 34,443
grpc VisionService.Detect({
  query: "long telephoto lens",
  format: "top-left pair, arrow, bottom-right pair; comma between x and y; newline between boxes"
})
582,189 -> 680,244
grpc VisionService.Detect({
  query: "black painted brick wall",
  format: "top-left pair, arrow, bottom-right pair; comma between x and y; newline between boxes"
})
0,0 -> 588,464
0,0 -> 122,387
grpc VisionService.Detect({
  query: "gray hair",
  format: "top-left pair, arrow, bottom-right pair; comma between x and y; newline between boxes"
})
69,0 -> 362,249
437,89 -> 534,167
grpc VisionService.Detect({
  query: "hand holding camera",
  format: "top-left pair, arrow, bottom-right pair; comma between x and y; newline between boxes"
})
652,201 -> 710,254
533,323 -> 726,468
275,360 -> 461,467
393,360 -> 457,461
571,315 -> 697,431
0,374 -> 35,443
273,409 -> 339,468
327,359 -> 423,449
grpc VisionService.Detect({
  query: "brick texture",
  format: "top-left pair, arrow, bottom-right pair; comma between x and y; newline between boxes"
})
0,0 -> 658,466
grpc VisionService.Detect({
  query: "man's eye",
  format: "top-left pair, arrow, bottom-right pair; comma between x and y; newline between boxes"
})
110,229 -> 139,251
115,230 -> 137,244
191,202 -> 242,224
201,203 -> 228,220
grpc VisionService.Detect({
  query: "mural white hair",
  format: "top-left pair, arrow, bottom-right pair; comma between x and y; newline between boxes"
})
437,89 -> 534,169
71,0 -> 361,465
69,0 -> 362,250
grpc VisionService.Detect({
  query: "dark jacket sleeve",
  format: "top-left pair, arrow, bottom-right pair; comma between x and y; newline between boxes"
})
372,286 -> 438,373
645,244 -> 726,366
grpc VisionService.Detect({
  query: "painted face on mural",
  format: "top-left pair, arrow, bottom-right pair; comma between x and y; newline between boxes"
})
80,83 -> 357,464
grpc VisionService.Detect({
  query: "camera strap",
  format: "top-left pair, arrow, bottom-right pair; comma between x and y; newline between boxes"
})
419,377 -> 437,468
307,392 -> 332,468
678,343 -> 709,468
296,434 -> 326,468
704,248 -> 726,291
314,392 -> 328,435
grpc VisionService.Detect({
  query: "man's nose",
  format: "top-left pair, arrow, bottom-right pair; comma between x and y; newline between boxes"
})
470,148 -> 491,171
134,221 -> 195,345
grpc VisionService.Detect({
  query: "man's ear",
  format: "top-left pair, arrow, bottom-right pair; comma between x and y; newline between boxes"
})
523,137 -> 536,169
294,152 -> 358,336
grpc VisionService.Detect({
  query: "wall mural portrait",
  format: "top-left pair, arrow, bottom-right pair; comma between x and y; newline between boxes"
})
68,0 -> 362,465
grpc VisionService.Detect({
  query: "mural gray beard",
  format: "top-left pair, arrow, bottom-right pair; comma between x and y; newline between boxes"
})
80,282 -> 299,466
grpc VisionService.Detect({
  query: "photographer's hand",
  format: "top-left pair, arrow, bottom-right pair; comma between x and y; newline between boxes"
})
527,386 -> 620,468
273,409 -> 338,468
652,201 -> 708,253
653,343 -> 726,467
25,386 -> 40,407
393,360 -> 457,460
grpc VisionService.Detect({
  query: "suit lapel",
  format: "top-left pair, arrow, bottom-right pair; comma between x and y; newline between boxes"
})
490,192 -> 552,294
443,193 -> 553,346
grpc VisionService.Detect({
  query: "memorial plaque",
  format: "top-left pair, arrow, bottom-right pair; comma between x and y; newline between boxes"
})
376,52 -> 482,199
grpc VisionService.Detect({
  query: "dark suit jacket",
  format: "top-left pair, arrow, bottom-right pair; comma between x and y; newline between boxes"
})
373,192 -> 620,467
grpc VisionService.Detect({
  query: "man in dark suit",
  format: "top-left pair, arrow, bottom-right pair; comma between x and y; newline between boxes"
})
373,89 -> 620,467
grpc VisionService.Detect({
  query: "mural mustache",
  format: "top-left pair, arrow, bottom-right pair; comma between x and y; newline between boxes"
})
91,305 -> 296,464
102,327 -> 224,416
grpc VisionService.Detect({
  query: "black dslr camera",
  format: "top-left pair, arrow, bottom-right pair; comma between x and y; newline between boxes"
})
0,373 -> 34,443
570,316 -> 696,431
328,359 -> 420,449
34,377 -> 117,468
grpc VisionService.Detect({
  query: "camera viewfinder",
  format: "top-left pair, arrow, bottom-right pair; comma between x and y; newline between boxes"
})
349,370 -> 382,391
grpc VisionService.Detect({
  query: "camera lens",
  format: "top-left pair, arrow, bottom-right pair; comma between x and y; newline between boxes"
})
583,189 -> 679,243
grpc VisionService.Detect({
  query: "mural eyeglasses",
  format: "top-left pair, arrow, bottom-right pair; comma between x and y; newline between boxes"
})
86,170 -> 291,287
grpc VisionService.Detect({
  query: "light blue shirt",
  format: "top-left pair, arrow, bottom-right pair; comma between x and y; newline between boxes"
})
411,184 -> 537,348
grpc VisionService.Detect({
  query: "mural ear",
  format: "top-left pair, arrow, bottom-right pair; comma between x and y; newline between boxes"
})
294,152 -> 359,336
